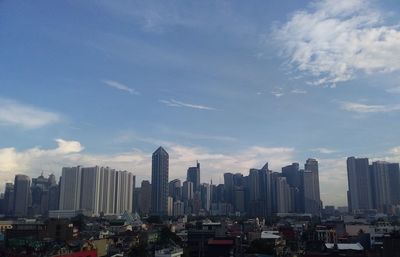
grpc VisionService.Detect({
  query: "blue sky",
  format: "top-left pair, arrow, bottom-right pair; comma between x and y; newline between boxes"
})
1,0 -> 400,206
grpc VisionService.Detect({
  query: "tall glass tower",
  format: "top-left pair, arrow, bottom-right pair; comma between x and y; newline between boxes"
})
151,146 -> 169,216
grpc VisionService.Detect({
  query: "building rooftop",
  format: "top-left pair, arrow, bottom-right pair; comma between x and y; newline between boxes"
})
325,243 -> 364,251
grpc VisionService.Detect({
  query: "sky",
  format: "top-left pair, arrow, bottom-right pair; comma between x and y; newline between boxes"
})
1,0 -> 400,206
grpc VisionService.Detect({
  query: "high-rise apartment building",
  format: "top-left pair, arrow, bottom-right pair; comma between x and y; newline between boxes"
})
59,166 -> 82,211
60,166 -> 135,215
151,146 -> 169,216
347,157 -> 373,212
370,161 -> 391,212
80,166 -> 100,214
303,158 -> 321,215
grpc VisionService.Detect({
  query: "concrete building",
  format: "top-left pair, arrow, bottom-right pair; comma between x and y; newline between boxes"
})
304,158 -> 321,215
347,157 -> 373,213
60,166 -> 135,215
173,200 -> 184,217
80,166 -> 101,214
370,161 -> 391,213
59,166 -> 82,211
140,180 -> 151,216
276,176 -> 293,213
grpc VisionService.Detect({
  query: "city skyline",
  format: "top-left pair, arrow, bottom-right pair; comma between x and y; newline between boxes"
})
2,0 -> 400,207
2,147 -> 400,218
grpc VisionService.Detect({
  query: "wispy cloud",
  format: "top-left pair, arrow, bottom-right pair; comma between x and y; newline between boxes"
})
291,89 -> 307,94
312,148 -> 337,154
386,87 -> 400,94
271,87 -> 284,98
0,98 -> 61,129
102,80 -> 140,95
273,0 -> 400,86
160,99 -> 216,110
340,101 -> 400,113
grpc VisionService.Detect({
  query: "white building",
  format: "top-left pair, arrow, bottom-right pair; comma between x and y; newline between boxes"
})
81,166 -> 101,214
60,166 -> 135,215
173,200 -> 184,217
167,196 -> 174,216
59,166 -> 82,210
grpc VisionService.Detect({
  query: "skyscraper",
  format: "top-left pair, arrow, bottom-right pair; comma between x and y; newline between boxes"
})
80,166 -> 101,214
370,161 -> 391,212
248,164 -> 272,217
275,176 -> 293,213
139,180 -> 151,216
347,157 -> 373,213
4,183 -> 14,216
169,179 -> 181,201
223,172 -> 234,206
151,146 -> 169,216
388,163 -> 400,206
13,175 -> 31,217
201,183 -> 211,212
187,161 -> 200,192
282,163 -> 304,212
303,158 -> 321,215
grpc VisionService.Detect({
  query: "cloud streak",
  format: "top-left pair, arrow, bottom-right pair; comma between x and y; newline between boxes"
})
312,148 -> 337,154
102,80 -> 140,95
340,101 -> 400,113
160,99 -> 216,110
273,0 -> 400,86
0,98 -> 61,129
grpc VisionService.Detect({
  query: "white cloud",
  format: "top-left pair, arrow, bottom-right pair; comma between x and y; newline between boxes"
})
386,87 -> 400,94
102,80 -> 140,95
0,139 -> 294,193
271,87 -> 284,98
340,101 -> 400,113
160,99 -> 216,110
274,0 -> 400,86
291,89 -> 307,94
0,138 -> 352,206
0,98 -> 61,129
318,157 -> 348,206
271,91 -> 284,98
312,148 -> 337,154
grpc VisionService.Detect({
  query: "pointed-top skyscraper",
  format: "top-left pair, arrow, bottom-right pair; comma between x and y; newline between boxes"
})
151,146 -> 169,216
187,161 -> 200,192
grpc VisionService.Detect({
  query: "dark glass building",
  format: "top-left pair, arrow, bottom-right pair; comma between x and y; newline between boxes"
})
151,146 -> 169,216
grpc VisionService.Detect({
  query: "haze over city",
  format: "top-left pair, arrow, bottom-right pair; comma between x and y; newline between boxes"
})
2,0 -> 400,208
